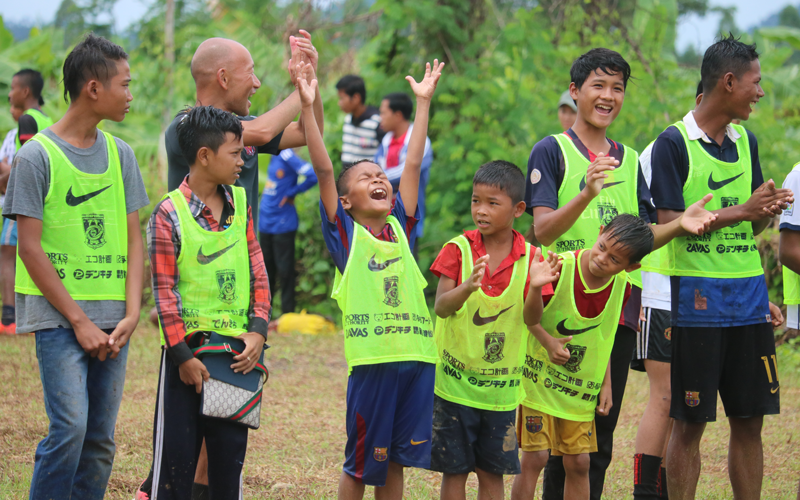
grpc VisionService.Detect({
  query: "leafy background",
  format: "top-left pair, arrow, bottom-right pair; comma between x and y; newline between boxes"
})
2,0 -> 800,327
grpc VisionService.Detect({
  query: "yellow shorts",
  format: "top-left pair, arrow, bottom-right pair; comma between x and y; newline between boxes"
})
516,405 -> 597,455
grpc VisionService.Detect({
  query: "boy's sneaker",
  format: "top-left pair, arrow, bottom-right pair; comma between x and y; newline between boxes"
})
1,323 -> 14,335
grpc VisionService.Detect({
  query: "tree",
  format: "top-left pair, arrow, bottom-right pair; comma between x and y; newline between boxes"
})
779,5 -> 800,29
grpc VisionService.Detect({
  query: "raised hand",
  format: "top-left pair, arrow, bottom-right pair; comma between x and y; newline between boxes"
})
680,193 -> 719,235
742,179 -> 794,220
529,247 -> 561,288
405,59 -> 445,101
293,30 -> 318,72
296,63 -> 317,107
582,152 -> 619,198
466,254 -> 490,292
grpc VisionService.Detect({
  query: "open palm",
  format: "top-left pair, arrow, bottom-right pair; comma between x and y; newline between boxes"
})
681,193 -> 718,235
406,59 -> 446,100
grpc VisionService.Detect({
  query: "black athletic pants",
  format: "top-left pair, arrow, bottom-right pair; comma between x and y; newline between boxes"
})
151,350 -> 248,500
259,231 -> 296,314
541,325 -> 637,500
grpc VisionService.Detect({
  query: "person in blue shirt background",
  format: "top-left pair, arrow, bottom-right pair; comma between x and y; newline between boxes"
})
259,149 -> 318,314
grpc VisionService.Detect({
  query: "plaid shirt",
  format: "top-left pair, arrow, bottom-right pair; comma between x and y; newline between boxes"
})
147,178 -> 271,365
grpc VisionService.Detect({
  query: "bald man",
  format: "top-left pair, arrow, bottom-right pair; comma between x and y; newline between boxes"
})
165,33 -> 323,230
136,33 -> 322,500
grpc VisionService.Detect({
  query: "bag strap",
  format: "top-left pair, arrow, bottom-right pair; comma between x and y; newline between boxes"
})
192,342 -> 269,378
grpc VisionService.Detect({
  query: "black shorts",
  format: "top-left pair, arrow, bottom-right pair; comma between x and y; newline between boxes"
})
670,323 -> 781,422
631,307 -> 672,371
429,395 -> 520,475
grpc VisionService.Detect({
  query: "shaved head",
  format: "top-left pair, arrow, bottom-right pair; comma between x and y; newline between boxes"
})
191,37 -> 261,116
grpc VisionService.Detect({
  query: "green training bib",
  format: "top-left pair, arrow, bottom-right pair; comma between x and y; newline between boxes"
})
783,163 -> 800,305
15,131 -> 127,300
433,235 -> 530,411
15,109 -> 53,151
522,251 -> 626,421
665,121 -> 762,279
543,133 -> 642,288
332,216 -> 436,369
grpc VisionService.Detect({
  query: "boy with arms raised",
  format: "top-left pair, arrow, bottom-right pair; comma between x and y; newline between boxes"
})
298,60 -> 443,500
524,48 -> 656,499
3,34 -> 148,500
429,160 -> 561,499
650,35 -> 792,500
512,203 -> 718,500
147,105 -> 269,500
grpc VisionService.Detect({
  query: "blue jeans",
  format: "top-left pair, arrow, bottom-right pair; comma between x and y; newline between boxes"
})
29,327 -> 129,500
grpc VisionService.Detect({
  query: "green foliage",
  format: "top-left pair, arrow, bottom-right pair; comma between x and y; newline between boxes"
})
2,0 -> 800,318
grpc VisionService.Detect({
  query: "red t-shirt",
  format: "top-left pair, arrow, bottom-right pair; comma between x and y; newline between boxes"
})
542,250 -> 631,323
430,229 -> 554,300
385,130 -> 407,169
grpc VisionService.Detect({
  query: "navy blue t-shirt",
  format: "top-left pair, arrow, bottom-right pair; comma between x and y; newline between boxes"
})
650,121 -> 769,328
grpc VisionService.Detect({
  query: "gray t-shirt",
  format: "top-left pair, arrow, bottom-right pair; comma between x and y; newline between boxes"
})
3,127 -> 150,333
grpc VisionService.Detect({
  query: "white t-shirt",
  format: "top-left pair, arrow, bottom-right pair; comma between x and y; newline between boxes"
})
0,129 -> 17,163
640,141 -> 671,311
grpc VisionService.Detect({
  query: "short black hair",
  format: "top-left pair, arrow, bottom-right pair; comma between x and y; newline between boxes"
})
336,158 -> 375,196
14,69 -> 45,106
473,160 -> 525,204
600,213 -> 654,264
700,33 -> 759,97
571,48 -> 632,90
336,75 -> 367,104
176,106 -> 243,165
696,80 -> 703,98
62,33 -> 128,104
382,92 -> 413,120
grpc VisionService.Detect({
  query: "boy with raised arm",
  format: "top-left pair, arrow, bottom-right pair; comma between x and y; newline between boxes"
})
298,60 -> 443,500
512,200 -> 718,500
429,160 -> 561,499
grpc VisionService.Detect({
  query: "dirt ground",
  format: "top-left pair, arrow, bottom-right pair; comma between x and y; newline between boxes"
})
1,325 -> 799,499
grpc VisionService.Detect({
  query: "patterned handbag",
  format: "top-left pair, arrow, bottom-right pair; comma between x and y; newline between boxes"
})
192,332 -> 269,429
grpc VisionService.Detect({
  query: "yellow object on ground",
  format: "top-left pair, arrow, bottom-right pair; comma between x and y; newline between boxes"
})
276,310 -> 337,335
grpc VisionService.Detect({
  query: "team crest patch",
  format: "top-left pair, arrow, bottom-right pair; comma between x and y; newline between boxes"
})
82,214 -> 106,249
373,447 -> 388,462
243,146 -> 256,156
721,197 -> 741,227
216,269 -> 238,304
664,327 -> 672,341
483,332 -> 505,363
685,391 -> 700,407
597,203 -> 618,226
526,416 -> 543,433
564,344 -> 587,373
383,276 -> 401,307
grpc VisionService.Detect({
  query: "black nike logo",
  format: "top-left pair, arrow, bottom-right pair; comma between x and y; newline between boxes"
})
579,177 -> 625,191
197,240 -> 239,265
556,319 -> 599,336
65,185 -> 112,206
368,254 -> 402,272
472,305 -> 514,326
708,172 -> 744,190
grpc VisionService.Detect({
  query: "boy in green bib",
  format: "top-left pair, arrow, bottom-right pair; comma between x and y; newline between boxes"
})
4,35 -> 149,500
298,60 -> 443,499
147,105 -> 269,499
429,160 -> 562,499
512,205 -> 718,500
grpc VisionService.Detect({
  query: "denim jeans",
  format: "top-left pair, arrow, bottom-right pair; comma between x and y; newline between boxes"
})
29,327 -> 129,500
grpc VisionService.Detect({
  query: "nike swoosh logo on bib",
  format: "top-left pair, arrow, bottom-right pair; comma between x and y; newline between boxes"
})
708,172 -> 744,190
556,319 -> 599,336
368,254 -> 402,272
579,177 -> 625,191
197,240 -> 240,265
472,305 -> 514,326
66,185 -> 112,206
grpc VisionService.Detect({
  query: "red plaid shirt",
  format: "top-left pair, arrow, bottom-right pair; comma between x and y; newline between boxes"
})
147,179 -> 270,363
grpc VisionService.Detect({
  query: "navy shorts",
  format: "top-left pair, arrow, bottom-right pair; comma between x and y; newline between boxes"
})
343,361 -> 435,486
430,395 -> 520,475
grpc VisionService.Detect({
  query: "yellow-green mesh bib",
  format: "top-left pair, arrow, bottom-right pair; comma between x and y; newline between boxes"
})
783,163 -> 800,305
433,235 -> 530,411
15,131 -> 127,300
15,109 -> 53,151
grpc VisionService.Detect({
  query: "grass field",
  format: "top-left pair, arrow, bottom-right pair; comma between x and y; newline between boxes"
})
1,324 -> 799,499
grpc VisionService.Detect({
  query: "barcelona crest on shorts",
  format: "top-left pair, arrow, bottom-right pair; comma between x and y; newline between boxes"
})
373,447 -> 388,462
243,146 -> 256,156
685,391 -> 700,407
526,416 -> 543,433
